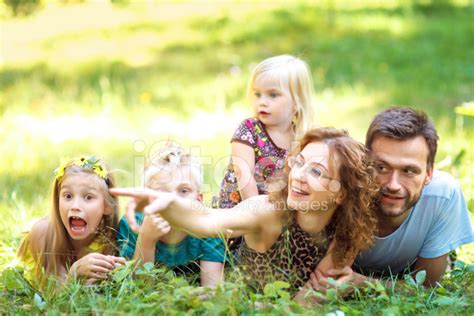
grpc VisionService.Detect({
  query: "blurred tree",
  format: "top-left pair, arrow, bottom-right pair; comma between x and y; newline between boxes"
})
110,0 -> 129,6
3,0 -> 42,16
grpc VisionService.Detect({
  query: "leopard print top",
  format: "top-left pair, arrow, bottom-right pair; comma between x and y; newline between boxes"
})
236,221 -> 333,292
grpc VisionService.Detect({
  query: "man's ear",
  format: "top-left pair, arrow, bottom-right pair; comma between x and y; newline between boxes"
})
425,166 -> 434,185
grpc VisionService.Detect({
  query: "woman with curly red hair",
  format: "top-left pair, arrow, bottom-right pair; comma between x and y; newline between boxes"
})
111,127 -> 378,295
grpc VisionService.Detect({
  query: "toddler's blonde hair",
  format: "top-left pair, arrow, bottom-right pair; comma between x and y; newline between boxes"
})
247,54 -> 315,140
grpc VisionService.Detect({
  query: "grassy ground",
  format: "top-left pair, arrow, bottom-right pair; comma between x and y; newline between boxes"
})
1,1 -> 473,314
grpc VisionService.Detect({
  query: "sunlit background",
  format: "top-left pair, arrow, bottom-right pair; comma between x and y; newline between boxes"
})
1,0 -> 473,264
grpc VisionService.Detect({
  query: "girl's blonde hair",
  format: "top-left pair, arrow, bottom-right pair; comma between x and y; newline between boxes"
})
144,143 -> 203,191
247,54 -> 315,139
18,158 -> 118,286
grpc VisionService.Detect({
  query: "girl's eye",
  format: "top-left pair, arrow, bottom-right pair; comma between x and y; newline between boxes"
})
270,92 -> 279,98
63,193 -> 72,200
254,92 -> 261,98
85,194 -> 95,201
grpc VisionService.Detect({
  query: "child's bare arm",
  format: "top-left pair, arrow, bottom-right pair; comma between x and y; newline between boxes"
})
27,218 -> 49,260
200,261 -> 224,287
231,142 -> 259,200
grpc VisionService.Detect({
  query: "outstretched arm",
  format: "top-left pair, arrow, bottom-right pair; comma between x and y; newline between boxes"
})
110,188 -> 274,239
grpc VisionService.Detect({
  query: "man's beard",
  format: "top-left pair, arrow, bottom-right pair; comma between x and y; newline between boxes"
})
376,189 -> 422,218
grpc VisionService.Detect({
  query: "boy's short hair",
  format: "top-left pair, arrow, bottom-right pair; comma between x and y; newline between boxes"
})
144,143 -> 203,190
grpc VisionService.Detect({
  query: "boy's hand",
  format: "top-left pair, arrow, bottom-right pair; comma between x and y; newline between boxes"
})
141,214 -> 171,243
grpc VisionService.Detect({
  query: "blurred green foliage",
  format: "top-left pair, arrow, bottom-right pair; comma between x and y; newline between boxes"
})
2,0 -> 41,16
0,1 -> 473,312
1,0 -> 472,234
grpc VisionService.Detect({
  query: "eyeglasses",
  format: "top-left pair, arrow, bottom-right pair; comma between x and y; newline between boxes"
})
287,156 -> 338,182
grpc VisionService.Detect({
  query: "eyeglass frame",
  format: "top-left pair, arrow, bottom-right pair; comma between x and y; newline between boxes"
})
287,154 -> 340,182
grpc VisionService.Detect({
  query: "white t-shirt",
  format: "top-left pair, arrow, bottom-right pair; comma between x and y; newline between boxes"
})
355,170 -> 474,275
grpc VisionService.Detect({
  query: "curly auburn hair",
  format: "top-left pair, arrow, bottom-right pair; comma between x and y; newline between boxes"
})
269,127 -> 378,266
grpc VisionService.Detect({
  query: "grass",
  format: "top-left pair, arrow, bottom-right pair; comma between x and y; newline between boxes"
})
1,258 -> 473,314
1,0 -> 473,314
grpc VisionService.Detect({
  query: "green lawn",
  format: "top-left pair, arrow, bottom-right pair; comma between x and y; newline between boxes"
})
1,1 -> 473,314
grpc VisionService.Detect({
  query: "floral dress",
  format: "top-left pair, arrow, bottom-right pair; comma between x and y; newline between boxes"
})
212,118 -> 288,209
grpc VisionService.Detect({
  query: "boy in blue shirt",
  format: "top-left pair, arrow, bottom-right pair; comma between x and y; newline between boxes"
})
117,145 -> 225,286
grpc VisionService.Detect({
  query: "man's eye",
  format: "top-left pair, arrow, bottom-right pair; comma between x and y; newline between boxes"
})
376,164 -> 388,173
404,169 -> 416,175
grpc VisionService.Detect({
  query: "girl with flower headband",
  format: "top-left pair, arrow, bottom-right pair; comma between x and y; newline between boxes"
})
211,55 -> 315,249
17,156 -> 125,288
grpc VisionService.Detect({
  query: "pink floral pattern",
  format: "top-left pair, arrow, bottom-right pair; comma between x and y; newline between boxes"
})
212,118 -> 287,209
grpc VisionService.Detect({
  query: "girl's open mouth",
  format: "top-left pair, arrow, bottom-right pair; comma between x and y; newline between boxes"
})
69,216 -> 87,234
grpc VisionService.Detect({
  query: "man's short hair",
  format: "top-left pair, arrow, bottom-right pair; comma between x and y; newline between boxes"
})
366,106 -> 439,169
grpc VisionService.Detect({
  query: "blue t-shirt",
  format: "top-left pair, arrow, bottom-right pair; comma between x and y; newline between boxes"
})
355,170 -> 474,275
117,214 -> 226,269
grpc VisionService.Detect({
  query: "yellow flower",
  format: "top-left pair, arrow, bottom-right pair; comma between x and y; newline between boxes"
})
93,165 -> 108,179
54,157 -> 71,179
55,156 -> 108,180
74,157 -> 88,167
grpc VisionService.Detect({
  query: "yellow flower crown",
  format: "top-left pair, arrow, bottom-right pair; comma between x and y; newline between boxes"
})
54,156 -> 109,180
